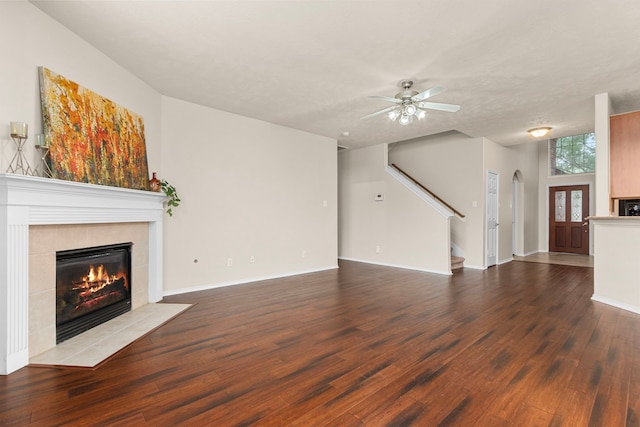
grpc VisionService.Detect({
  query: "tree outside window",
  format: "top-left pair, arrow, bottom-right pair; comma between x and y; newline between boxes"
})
549,132 -> 596,175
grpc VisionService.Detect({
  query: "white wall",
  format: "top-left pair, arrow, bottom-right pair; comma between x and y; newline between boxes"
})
592,218 -> 640,314
484,138 -> 539,262
536,140 -> 596,253
0,2 -> 162,174
388,132 -> 485,268
339,144 -> 451,274
385,133 -> 538,268
594,93 -> 612,216
1,2 -> 338,296
508,142 -> 540,257
161,97 -> 337,293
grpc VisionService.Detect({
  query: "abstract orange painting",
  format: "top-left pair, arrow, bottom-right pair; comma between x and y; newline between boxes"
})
38,67 -> 150,190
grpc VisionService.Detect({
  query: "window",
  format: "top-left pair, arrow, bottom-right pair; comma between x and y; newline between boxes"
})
549,132 -> 595,175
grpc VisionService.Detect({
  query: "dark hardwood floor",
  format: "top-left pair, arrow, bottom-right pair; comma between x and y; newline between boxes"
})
1,260 -> 638,426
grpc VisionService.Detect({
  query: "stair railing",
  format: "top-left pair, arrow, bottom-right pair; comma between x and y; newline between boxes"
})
391,163 -> 465,219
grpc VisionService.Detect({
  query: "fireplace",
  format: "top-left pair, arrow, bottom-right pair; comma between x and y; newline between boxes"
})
56,243 -> 133,343
1,174 -> 165,375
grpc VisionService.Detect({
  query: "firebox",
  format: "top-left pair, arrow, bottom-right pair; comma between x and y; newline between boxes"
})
56,242 -> 132,344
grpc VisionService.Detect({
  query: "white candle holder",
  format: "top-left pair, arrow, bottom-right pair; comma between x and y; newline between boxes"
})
35,134 -> 53,178
7,122 -> 34,176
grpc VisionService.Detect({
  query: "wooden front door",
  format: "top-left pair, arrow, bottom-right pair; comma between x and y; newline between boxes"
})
549,185 -> 589,254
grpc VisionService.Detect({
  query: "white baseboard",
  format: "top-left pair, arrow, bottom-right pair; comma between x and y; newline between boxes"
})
162,264 -> 339,297
462,264 -> 485,270
591,294 -> 640,315
338,257 -> 452,276
515,250 -> 540,257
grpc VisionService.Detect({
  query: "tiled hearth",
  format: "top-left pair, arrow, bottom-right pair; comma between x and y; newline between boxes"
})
0,174 -> 166,375
30,303 -> 191,368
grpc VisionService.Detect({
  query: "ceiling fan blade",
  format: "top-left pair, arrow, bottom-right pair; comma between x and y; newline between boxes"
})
412,86 -> 444,102
369,95 -> 401,103
418,101 -> 461,113
361,105 -> 399,120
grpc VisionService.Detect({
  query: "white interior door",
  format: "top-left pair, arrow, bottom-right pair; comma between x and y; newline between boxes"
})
487,171 -> 498,267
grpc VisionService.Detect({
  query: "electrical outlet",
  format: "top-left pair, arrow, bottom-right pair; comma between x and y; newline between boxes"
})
227,258 -> 233,267
375,245 -> 381,254
301,250 -> 306,258
250,255 -> 255,263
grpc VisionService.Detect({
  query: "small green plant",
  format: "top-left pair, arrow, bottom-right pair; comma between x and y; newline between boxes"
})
160,179 -> 181,216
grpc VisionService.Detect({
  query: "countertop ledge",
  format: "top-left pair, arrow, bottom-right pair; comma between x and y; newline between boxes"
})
588,216 -> 640,221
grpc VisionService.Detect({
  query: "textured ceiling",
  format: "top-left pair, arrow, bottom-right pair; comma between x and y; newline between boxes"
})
31,0 -> 640,149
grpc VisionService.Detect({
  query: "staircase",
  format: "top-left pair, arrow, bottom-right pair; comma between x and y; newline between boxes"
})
451,255 -> 465,272
388,163 -> 466,274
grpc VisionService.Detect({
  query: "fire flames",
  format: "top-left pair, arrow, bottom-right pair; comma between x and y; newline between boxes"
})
73,264 -> 128,298
58,254 -> 131,326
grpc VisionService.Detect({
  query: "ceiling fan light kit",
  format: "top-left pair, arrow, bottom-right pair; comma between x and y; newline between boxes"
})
362,80 -> 460,125
399,114 -> 412,126
404,103 -> 417,116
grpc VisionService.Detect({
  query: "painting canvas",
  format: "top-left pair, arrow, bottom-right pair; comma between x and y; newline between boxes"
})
39,67 -> 150,190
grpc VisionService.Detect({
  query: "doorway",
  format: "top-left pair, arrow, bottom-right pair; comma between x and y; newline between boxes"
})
487,170 -> 498,267
549,185 -> 590,254
512,171 -> 524,256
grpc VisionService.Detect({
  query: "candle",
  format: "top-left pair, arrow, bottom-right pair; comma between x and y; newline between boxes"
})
10,122 -> 28,139
35,133 -> 46,147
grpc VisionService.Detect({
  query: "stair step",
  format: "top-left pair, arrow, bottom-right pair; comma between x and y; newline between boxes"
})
451,256 -> 465,271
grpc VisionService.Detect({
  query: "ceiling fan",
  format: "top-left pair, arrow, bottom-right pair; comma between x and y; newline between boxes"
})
361,80 -> 460,125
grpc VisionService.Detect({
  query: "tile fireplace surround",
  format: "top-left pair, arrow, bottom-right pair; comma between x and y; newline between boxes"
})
0,173 -> 166,375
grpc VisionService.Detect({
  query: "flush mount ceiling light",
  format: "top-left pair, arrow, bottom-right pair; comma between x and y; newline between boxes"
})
361,80 -> 460,125
528,127 -> 552,138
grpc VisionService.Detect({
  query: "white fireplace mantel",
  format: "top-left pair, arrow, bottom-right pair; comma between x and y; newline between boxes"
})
0,173 -> 166,375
